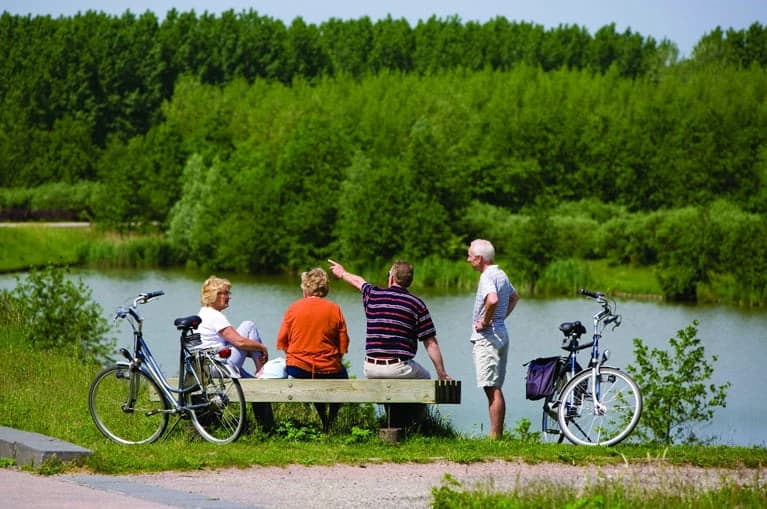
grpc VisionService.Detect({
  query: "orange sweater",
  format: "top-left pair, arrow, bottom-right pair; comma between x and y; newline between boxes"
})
276,297 -> 350,374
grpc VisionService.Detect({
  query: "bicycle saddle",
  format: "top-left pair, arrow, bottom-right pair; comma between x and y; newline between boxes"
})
559,321 -> 586,337
174,315 -> 202,331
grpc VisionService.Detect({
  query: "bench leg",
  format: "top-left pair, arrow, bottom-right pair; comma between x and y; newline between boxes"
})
314,403 -> 341,433
384,403 -> 427,429
251,402 -> 275,433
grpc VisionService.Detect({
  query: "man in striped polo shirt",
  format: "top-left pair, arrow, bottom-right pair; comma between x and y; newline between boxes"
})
328,259 -> 451,380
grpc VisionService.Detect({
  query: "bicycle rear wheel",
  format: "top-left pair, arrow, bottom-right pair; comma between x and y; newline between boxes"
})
186,358 -> 246,444
557,366 -> 642,446
88,365 -> 169,445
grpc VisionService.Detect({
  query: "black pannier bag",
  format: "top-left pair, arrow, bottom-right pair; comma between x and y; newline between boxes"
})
524,356 -> 562,400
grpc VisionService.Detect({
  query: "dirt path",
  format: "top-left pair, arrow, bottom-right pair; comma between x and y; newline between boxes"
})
125,460 -> 765,509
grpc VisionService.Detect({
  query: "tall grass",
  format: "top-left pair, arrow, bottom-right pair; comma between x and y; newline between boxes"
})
432,476 -> 767,508
84,236 -> 178,268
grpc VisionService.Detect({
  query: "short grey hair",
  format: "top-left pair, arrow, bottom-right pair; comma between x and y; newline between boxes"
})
470,239 -> 495,262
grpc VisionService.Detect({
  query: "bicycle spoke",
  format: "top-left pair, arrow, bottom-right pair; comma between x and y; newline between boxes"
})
558,367 -> 642,446
187,358 -> 246,444
88,366 -> 169,445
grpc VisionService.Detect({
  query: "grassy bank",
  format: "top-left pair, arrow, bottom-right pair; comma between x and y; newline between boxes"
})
2,223 -> 762,307
2,224 -> 666,297
2,322 -> 765,506
1,324 -> 766,474
0,224 -> 97,272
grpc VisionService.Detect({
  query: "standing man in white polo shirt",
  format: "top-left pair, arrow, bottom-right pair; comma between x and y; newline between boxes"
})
467,239 -> 520,439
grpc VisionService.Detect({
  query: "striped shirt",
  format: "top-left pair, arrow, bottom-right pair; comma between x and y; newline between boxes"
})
361,282 -> 436,358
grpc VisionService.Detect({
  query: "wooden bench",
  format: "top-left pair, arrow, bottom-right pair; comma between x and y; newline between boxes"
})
167,378 -> 461,404
168,378 -> 461,438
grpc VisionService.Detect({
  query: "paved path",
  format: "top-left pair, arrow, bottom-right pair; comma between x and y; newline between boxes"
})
1,469 -> 259,509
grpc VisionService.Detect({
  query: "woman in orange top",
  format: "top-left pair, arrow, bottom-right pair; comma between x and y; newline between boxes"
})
276,267 -> 350,430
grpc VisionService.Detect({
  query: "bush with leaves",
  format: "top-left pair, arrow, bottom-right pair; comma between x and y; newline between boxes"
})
5,266 -> 114,365
627,320 -> 731,444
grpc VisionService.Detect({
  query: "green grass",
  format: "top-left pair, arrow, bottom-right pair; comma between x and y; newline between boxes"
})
2,326 -> 765,507
585,258 -> 664,297
1,325 -> 766,475
432,476 -> 767,508
0,225 -> 99,272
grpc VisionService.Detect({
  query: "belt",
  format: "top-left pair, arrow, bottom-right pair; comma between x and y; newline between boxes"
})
365,356 -> 409,365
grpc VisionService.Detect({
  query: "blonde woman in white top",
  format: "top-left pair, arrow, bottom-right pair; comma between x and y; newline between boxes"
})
198,275 -> 268,377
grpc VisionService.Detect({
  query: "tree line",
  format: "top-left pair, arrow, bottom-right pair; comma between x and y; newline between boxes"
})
0,11 -> 765,304
1,10 -> 764,188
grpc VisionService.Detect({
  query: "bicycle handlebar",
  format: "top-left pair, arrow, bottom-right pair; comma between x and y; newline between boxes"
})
578,288 -> 622,331
114,290 -> 164,321
135,290 -> 165,305
578,288 -> 604,299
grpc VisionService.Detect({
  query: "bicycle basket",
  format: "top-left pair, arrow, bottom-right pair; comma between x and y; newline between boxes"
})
524,356 -> 561,400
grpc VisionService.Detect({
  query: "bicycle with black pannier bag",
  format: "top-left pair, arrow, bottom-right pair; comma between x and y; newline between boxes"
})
524,289 -> 642,446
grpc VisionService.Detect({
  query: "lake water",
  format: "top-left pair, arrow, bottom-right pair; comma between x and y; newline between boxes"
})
2,268 -> 765,446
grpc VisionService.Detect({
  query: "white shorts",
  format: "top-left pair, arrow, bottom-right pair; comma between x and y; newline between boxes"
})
472,336 -> 509,388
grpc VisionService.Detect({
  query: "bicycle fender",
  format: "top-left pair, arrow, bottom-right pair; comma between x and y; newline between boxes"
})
210,358 -> 241,379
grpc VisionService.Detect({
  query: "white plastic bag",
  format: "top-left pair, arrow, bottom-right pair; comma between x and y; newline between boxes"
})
257,357 -> 287,379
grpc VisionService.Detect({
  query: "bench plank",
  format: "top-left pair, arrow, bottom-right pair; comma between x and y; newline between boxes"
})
240,379 -> 461,404
167,378 -> 461,404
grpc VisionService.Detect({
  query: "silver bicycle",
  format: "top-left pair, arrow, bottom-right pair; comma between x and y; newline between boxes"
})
88,291 -> 246,444
541,289 -> 642,446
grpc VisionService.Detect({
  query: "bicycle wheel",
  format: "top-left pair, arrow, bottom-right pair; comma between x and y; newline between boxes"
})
88,365 -> 169,445
186,358 -> 246,444
557,366 -> 642,446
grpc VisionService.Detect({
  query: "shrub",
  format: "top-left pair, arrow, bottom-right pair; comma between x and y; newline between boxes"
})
4,266 -> 115,365
627,320 -> 731,444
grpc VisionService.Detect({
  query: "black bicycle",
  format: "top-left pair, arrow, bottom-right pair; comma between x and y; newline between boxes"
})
88,291 -> 246,444
531,289 -> 642,446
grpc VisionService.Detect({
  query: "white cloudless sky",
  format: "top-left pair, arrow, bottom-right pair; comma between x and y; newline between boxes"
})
3,0 -> 766,58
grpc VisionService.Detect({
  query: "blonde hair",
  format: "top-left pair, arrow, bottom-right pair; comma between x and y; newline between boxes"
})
301,268 -> 329,297
201,276 -> 231,306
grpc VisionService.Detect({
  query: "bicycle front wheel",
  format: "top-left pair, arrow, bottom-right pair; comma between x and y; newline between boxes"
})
557,366 -> 642,446
186,359 -> 246,444
88,365 -> 169,445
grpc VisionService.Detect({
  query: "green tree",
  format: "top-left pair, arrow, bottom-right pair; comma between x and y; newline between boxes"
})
654,207 -> 719,301
368,15 -> 414,72
166,154 -> 221,268
320,17 -> 374,77
627,320 -> 731,444
511,206 -> 557,295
